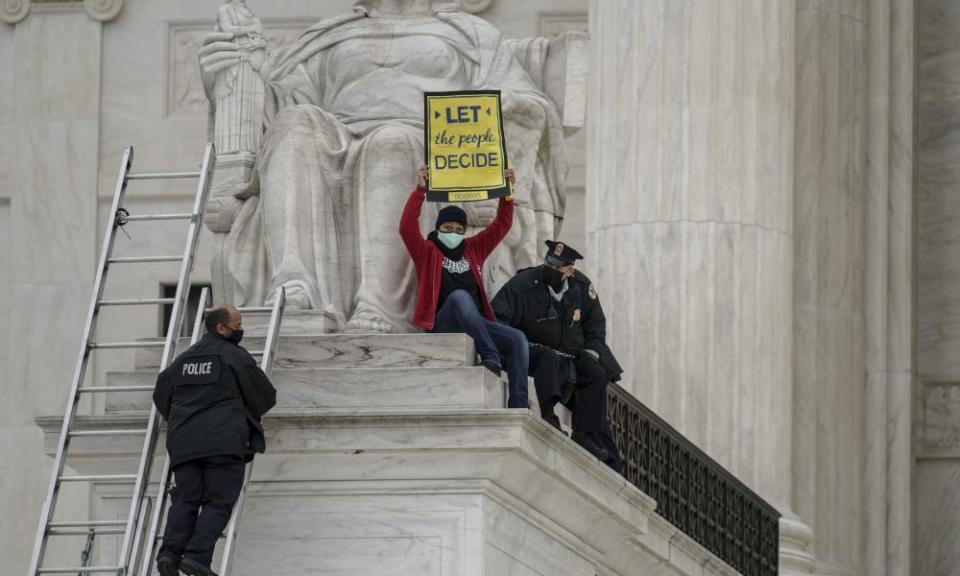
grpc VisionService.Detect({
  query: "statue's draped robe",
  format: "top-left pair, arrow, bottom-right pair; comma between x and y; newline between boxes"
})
227,6 -> 567,332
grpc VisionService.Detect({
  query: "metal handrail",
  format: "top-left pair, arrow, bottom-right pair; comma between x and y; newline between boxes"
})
607,383 -> 780,576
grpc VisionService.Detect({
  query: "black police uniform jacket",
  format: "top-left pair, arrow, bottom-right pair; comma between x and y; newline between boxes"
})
153,332 -> 277,467
492,267 -> 623,382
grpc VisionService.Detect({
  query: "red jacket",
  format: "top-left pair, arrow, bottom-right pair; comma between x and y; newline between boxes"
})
399,186 -> 514,331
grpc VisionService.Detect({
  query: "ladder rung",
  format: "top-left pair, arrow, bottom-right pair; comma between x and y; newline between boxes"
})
47,520 -> 126,535
79,385 -> 154,393
98,298 -> 176,307
107,255 -> 183,264
89,341 -> 165,350
38,567 -> 122,574
151,530 -> 226,541
59,474 -> 138,483
48,526 -> 125,535
127,171 -> 201,180
49,520 -> 125,528
123,213 -> 194,222
69,429 -> 148,438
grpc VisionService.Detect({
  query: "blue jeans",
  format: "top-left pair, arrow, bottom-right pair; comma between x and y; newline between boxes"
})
433,290 -> 530,408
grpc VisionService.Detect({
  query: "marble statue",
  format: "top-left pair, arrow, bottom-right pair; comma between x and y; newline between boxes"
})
212,0 -> 266,156
216,0 -> 265,49
200,0 -> 585,333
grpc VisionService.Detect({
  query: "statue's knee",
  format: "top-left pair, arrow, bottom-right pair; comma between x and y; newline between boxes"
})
268,105 -> 334,136
272,104 -> 309,126
367,126 -> 417,156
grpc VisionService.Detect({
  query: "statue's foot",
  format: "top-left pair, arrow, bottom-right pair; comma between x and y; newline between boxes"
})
268,286 -> 311,310
344,313 -> 394,334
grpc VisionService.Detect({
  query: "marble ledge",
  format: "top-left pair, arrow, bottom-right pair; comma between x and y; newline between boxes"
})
37,408 -> 740,576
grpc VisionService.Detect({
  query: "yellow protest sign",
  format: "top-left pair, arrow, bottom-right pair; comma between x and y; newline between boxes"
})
424,90 -> 509,202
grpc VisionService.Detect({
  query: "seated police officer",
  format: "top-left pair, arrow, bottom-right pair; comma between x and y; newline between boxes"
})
492,241 -> 623,472
152,305 -> 277,576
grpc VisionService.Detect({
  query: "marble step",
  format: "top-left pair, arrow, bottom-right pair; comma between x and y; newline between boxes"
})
240,309 -> 336,335
135,333 -> 476,370
104,366 -> 505,412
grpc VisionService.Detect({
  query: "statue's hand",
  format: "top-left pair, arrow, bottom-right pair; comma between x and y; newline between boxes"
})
199,32 -> 241,97
501,92 -> 546,130
205,195 -> 245,234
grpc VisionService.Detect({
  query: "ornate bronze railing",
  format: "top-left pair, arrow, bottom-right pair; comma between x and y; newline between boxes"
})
607,383 -> 780,576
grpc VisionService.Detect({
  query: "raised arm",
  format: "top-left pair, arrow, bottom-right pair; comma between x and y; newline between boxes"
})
399,166 -> 432,259
468,168 -> 516,259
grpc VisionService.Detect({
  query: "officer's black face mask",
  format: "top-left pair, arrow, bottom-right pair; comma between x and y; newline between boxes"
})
542,266 -> 566,291
225,327 -> 244,345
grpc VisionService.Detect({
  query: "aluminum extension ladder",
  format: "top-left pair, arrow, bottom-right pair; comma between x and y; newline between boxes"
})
136,288 -> 286,576
27,143 -> 217,576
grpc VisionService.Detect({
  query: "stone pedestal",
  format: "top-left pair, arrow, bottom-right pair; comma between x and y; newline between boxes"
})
39,332 -> 741,576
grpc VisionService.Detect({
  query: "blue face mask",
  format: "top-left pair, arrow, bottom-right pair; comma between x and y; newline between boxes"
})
437,231 -> 465,249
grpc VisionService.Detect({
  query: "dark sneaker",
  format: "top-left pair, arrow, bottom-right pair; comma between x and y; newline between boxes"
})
480,359 -> 502,378
156,554 -> 179,576
571,431 -> 610,462
179,557 -> 219,576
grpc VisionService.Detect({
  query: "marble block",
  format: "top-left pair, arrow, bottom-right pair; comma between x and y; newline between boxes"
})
239,309 -> 345,336
272,367 -> 503,410
135,333 -> 476,370
105,365 -> 503,413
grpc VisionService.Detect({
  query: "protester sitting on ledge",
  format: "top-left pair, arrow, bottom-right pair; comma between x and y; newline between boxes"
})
399,165 -> 529,409
493,241 -> 623,472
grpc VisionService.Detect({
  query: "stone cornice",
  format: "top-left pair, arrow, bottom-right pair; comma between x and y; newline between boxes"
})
1,0 -> 123,24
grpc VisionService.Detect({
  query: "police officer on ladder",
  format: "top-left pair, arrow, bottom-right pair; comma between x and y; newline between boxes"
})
492,241 -> 623,472
152,305 -> 277,576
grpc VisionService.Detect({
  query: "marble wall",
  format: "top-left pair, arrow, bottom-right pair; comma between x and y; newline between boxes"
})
587,0 -> 796,512
916,0 -> 960,574
792,0 -> 866,572
1,7 -> 103,568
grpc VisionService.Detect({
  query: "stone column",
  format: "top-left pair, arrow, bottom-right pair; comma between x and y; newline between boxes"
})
0,0 -> 122,568
885,1 -> 915,574
792,1 -> 867,573
914,0 -> 960,573
864,1 -> 915,575
587,0 -> 798,521
864,1 -> 890,574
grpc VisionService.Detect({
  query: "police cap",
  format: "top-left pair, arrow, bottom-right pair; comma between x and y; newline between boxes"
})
544,240 -> 584,267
